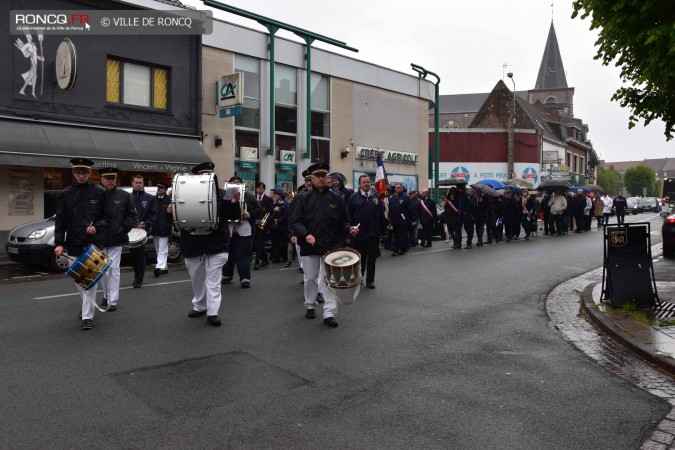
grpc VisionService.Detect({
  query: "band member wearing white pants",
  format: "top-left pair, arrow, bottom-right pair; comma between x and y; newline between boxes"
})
98,167 -> 138,311
290,162 -> 357,328
153,181 -> 173,277
54,158 -> 108,330
179,162 -> 241,327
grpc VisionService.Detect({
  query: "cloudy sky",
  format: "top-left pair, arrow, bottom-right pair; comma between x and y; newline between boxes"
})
186,0 -> 673,163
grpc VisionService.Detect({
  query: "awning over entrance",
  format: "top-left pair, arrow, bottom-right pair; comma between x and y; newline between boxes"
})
0,120 -> 210,173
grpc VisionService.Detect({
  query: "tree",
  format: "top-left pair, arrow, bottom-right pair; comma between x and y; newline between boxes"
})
623,165 -> 657,196
596,165 -> 622,196
572,1 -> 675,140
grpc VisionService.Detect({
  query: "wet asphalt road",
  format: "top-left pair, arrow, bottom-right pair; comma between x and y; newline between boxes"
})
0,213 -> 670,449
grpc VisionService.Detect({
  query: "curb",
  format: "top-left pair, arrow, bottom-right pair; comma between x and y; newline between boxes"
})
581,282 -> 675,377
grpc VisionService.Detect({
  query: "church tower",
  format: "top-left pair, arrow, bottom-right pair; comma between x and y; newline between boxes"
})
529,22 -> 575,119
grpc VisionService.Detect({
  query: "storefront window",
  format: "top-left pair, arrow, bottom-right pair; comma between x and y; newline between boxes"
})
310,111 -> 330,137
275,105 -> 297,134
235,98 -> 260,129
275,65 -> 297,106
235,130 -> 259,159
310,138 -> 330,164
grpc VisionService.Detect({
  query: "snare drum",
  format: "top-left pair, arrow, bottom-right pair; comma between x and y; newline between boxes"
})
127,227 -> 147,248
172,172 -> 219,232
322,247 -> 362,304
66,245 -> 111,290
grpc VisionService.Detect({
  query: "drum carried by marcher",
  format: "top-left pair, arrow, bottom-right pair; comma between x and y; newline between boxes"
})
322,247 -> 362,304
172,172 -> 219,233
66,245 -> 111,290
127,227 -> 147,248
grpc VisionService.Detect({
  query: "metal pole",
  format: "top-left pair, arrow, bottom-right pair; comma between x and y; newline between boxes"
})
304,37 -> 315,160
265,25 -> 278,156
507,73 -> 516,178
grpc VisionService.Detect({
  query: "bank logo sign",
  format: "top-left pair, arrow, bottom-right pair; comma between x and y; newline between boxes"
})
218,73 -> 244,108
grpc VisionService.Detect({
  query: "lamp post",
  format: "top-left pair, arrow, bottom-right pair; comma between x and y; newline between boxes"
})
507,72 -> 516,179
411,63 -> 440,201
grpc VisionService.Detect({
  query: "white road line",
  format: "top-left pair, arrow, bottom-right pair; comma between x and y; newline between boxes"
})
34,279 -> 191,300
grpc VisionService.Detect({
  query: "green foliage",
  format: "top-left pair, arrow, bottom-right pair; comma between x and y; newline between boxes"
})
623,164 -> 657,196
572,0 -> 675,140
597,165 -> 622,195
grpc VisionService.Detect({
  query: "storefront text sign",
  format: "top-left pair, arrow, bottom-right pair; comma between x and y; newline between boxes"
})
355,146 -> 418,165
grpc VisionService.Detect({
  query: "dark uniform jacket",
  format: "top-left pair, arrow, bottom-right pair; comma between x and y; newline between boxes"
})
55,181 -> 107,256
348,189 -> 386,240
271,198 -> 288,234
613,195 -> 628,212
388,193 -> 416,225
472,194 -> 491,221
154,194 -> 173,237
131,189 -> 157,235
290,188 -> 351,256
103,187 -> 138,247
416,196 -> 438,226
253,194 -> 274,232
501,197 -> 517,220
180,189 -> 241,258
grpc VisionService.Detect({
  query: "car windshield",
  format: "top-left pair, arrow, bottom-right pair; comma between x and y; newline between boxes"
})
627,200 -> 636,207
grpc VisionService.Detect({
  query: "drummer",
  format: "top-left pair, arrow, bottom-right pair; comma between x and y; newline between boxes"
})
98,167 -> 138,312
54,158 -> 108,330
289,162 -> 357,328
181,162 -> 241,327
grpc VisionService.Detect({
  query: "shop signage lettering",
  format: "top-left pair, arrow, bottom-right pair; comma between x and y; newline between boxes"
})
92,160 -> 190,172
356,146 -> 418,165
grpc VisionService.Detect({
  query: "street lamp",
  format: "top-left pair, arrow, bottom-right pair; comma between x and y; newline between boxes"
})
411,63 -> 440,201
507,72 -> 516,179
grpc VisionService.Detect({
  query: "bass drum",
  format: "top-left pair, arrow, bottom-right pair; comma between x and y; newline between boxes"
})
172,172 -> 219,233
322,247 -> 362,304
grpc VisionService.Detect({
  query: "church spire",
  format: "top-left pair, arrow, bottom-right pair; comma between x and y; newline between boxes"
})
534,22 -> 568,90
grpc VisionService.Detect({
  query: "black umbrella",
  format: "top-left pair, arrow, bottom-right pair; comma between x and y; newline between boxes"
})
537,180 -> 571,192
439,178 -> 467,186
471,183 -> 498,197
584,184 -> 605,194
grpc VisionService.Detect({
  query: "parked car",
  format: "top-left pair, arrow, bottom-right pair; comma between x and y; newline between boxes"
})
639,197 -> 662,213
5,185 -> 181,272
662,211 -> 675,258
627,197 -> 642,209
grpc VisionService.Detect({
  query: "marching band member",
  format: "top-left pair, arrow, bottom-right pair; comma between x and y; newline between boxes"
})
290,162 -> 356,328
153,181 -> 173,277
182,162 -> 241,327
54,158 -> 107,330
99,167 -> 138,312
222,175 -> 260,288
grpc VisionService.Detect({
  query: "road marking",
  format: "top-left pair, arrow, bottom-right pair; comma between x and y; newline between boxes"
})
34,279 -> 191,300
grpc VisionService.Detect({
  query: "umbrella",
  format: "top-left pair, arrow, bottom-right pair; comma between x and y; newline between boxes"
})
570,186 -> 592,194
505,178 -> 534,189
584,184 -> 605,194
538,179 -> 571,192
439,177 -> 468,186
471,183 -> 498,197
477,178 -> 505,189
500,184 -> 523,193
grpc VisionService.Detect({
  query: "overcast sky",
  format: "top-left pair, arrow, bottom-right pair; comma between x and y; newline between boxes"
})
186,0 -> 673,163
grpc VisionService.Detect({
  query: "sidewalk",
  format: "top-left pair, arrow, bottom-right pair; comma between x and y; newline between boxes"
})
582,253 -> 675,376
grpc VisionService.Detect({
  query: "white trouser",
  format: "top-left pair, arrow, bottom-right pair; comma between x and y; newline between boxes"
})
99,246 -> 122,306
295,244 -> 303,268
185,252 -> 228,316
69,258 -> 98,320
302,255 -> 337,319
154,236 -> 169,270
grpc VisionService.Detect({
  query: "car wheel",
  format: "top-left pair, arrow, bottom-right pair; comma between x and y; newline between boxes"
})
167,238 -> 181,262
50,251 -> 70,272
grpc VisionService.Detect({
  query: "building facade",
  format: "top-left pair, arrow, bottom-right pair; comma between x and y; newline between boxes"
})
0,0 -> 206,245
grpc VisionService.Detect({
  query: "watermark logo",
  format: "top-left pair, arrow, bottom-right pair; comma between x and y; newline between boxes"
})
11,10 -> 213,35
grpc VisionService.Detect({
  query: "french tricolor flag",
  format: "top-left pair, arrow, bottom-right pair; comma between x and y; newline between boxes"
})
375,153 -> 388,199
